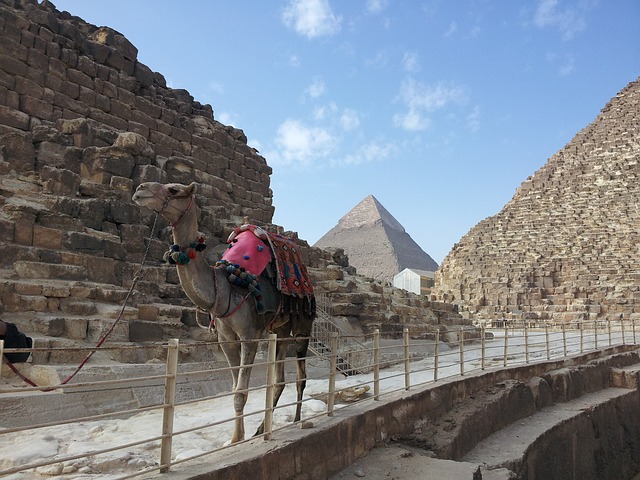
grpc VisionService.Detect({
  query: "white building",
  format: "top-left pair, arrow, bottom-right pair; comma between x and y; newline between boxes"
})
393,268 -> 435,296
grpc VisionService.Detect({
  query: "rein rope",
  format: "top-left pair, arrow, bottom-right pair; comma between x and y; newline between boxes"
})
4,212 -> 162,390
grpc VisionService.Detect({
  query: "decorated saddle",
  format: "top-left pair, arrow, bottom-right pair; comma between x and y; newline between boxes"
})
219,224 -> 315,319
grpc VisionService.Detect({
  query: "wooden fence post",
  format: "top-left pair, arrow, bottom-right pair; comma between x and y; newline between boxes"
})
403,328 -> 410,391
481,326 -> 486,370
264,334 -> 277,440
373,329 -> 380,401
545,323 -> 550,360
459,328 -> 465,376
434,330 -> 440,382
524,322 -> 529,364
328,333 -> 338,416
160,338 -> 179,473
503,325 -> 508,367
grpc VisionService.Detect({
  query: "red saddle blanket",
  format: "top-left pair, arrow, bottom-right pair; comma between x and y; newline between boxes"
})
222,225 -> 314,299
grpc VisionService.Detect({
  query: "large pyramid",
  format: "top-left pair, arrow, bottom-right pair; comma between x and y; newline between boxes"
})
314,195 -> 438,282
433,78 -> 640,324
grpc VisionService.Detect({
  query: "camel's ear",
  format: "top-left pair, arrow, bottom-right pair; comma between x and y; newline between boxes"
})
186,182 -> 197,196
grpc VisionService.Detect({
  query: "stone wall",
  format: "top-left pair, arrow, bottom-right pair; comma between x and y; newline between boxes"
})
434,78 -> 640,325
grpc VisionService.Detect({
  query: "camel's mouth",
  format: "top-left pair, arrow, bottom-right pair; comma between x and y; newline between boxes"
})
132,183 -> 163,204
132,191 -> 153,203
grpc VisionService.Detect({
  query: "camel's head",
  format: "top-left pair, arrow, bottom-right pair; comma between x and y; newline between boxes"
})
132,182 -> 197,225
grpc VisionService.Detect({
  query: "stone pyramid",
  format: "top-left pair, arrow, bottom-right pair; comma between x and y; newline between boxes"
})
314,195 -> 438,282
433,77 -> 640,324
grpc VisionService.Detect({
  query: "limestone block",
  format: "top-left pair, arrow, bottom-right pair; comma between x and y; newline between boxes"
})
64,318 -> 89,339
13,219 -> 33,246
16,293 -> 48,312
137,304 -> 159,321
47,297 -> 59,311
33,225 -> 63,250
113,131 -> 155,158
109,175 -> 132,194
10,281 -> 43,301
0,105 -> 29,130
84,256 -> 117,285
129,320 -> 164,342
60,298 -> 97,316
332,303 -> 361,316
1,131 -> 35,172
40,166 -> 81,196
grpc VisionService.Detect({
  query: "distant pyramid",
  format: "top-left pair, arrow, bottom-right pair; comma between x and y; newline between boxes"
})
314,195 -> 438,282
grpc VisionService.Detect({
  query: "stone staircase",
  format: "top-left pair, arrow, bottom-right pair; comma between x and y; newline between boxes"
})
390,348 -> 640,479
309,306 -> 371,375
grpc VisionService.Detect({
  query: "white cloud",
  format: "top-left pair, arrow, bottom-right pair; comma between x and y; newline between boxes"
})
305,77 -> 326,98
282,0 -> 342,39
545,52 -> 576,76
444,21 -> 457,37
289,55 -> 301,67
558,55 -> 575,76
313,101 -> 338,121
312,102 -> 360,130
206,81 -> 225,95
366,0 -> 388,14
466,105 -> 480,132
393,110 -> 430,132
399,79 -> 468,111
393,78 -> 468,132
365,50 -> 389,68
342,141 -> 392,165
270,119 -> 335,167
533,0 -> 587,40
217,111 -> 238,127
402,51 -> 420,73
340,108 -> 360,130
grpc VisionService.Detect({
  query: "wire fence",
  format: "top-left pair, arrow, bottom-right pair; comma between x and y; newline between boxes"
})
0,317 -> 636,478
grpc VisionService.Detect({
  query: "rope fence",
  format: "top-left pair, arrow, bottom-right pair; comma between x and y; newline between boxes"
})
0,317 -> 636,478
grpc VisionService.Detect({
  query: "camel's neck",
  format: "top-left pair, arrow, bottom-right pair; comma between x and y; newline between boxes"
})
169,203 -> 199,246
169,206 -> 221,311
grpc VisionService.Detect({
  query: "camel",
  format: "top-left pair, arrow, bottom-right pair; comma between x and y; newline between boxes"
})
132,181 -> 315,443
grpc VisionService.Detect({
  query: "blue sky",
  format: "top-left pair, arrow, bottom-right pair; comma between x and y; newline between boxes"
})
53,0 -> 640,264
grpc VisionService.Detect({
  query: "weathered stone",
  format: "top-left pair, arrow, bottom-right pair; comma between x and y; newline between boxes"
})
40,166 -> 81,196
1,131 -> 36,172
129,320 -> 164,342
113,131 -> 154,158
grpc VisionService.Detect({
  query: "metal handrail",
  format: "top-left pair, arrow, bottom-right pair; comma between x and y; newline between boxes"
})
310,296 -> 372,374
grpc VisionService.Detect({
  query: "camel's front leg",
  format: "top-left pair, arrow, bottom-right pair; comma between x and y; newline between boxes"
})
230,338 -> 259,443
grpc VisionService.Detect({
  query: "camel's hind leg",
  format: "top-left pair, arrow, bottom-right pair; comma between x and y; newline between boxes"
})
293,333 -> 310,422
292,313 -> 314,422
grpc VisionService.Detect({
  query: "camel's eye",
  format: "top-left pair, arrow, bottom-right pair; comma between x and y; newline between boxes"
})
168,187 -> 178,195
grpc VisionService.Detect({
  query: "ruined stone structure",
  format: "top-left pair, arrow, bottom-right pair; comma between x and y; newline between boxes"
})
315,195 -> 439,283
434,78 -> 640,324
0,0 -> 452,361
